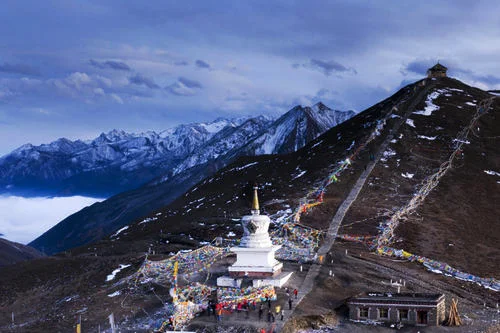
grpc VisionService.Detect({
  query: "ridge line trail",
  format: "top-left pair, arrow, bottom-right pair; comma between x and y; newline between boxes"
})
275,81 -> 437,331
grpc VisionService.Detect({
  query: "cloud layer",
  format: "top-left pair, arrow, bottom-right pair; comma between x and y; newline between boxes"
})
0,195 -> 102,244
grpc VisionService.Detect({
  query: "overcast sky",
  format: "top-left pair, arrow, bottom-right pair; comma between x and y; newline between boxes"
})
1,0 -> 499,155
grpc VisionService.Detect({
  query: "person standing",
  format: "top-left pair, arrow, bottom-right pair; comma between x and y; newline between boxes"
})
280,309 -> 284,321
293,288 -> 298,299
288,297 -> 293,310
259,304 -> 264,321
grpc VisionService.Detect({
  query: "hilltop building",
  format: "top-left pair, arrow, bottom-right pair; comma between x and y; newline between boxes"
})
427,63 -> 448,78
348,292 -> 446,326
217,186 -> 292,288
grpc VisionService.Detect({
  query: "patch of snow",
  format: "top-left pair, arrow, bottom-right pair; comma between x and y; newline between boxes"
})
417,135 -> 437,141
401,173 -> 414,179
108,291 -> 121,297
227,231 -> 236,237
390,114 -> 401,118
390,139 -> 397,143
347,141 -> 355,151
405,119 -> 416,128
453,139 -> 470,145
449,88 -> 464,92
229,162 -> 259,172
311,140 -> 323,149
484,170 -> 500,177
380,148 -> 396,162
465,101 -> 476,106
292,170 -> 307,180
413,91 -> 441,116
106,264 -> 131,282
139,217 -> 158,225
383,149 -> 397,158
200,119 -> 231,133
111,226 -> 128,237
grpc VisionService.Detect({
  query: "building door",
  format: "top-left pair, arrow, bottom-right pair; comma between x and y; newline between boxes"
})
417,311 -> 428,325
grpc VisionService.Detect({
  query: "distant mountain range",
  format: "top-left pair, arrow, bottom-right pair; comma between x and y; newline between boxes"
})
0,102 -> 354,198
25,102 -> 354,254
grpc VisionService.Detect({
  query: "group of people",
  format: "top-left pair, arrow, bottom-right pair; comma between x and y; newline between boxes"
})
204,287 -> 299,324
206,299 -> 256,321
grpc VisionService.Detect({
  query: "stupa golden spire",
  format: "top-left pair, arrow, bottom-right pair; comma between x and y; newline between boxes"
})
251,185 -> 260,213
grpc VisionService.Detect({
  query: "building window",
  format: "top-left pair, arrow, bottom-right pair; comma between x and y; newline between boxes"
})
399,309 -> 409,320
378,308 -> 389,319
359,308 -> 368,318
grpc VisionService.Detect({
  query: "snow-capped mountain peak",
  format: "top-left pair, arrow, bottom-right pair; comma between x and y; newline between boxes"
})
0,103 -> 353,197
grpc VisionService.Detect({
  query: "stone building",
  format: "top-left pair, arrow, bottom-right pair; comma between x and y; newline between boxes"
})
427,63 -> 448,78
348,292 -> 446,326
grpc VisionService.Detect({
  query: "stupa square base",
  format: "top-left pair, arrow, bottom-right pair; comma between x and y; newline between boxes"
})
217,271 -> 293,288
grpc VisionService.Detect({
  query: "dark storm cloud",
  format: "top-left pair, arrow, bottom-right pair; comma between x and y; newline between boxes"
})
195,60 -> 211,69
165,77 -> 203,96
474,75 -> 500,85
178,77 -> 203,89
295,59 -> 357,76
129,74 -> 160,89
450,66 -> 500,85
310,59 -> 357,76
404,59 -> 500,86
89,59 -> 131,71
174,60 -> 189,66
0,62 -> 40,76
403,59 -> 435,75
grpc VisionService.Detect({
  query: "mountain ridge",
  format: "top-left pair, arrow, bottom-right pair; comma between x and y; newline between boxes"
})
0,103 -> 353,198
28,103 -> 354,254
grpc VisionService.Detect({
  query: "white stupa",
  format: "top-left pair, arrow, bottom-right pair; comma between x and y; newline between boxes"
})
217,186 -> 292,288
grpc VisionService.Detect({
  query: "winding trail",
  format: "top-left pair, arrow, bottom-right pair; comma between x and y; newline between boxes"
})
275,81 -> 437,331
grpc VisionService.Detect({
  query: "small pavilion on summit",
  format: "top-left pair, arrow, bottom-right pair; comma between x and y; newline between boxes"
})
427,63 -> 447,78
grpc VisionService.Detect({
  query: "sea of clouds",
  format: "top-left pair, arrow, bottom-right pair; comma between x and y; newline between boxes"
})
0,195 -> 102,244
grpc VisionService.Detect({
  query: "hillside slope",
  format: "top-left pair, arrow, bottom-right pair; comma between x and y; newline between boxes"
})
0,237 -> 44,266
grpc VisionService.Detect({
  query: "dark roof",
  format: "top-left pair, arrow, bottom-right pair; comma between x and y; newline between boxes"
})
349,292 -> 445,303
428,63 -> 448,71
